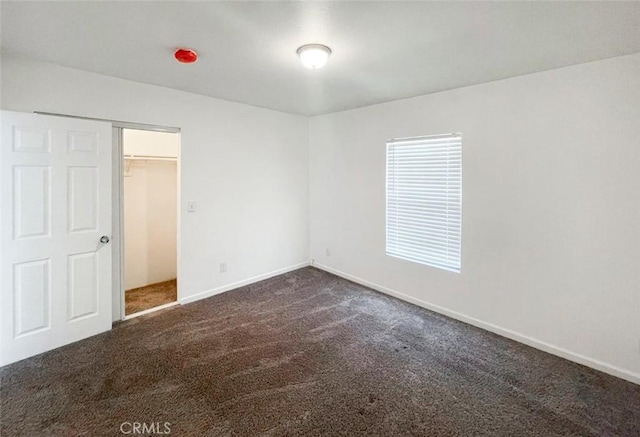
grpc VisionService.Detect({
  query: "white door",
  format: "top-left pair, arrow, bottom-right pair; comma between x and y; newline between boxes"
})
1,111 -> 112,366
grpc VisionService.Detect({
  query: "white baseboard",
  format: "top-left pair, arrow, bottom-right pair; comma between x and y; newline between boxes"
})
179,261 -> 310,305
313,262 -> 640,386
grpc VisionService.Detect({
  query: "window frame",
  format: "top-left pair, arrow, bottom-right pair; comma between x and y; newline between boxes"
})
385,133 -> 462,273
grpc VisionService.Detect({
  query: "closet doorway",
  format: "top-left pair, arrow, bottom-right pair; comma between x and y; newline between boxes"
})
122,128 -> 179,316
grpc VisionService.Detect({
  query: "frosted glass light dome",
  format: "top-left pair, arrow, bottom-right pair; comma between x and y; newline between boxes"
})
297,44 -> 331,69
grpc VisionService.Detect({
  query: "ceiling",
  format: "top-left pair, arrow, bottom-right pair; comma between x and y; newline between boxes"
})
2,1 -> 640,116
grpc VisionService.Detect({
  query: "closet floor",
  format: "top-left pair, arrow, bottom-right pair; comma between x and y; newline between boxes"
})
125,279 -> 177,315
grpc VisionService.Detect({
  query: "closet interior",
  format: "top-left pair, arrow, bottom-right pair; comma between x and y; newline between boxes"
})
123,128 -> 179,316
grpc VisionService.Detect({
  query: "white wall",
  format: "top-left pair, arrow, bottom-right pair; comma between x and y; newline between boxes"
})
0,54 -> 309,304
124,160 -> 178,290
309,53 -> 640,383
124,129 -> 179,158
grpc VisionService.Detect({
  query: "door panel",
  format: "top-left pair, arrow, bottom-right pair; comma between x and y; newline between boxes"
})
67,131 -> 98,154
68,166 -> 98,232
13,165 -> 51,239
13,258 -> 50,336
12,125 -> 51,153
68,251 -> 98,320
1,111 -> 112,366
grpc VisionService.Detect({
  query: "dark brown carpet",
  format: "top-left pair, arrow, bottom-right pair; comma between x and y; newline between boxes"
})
1,267 -> 639,436
125,279 -> 177,315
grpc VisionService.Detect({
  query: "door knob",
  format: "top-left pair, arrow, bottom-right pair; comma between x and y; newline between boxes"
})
100,235 -> 110,244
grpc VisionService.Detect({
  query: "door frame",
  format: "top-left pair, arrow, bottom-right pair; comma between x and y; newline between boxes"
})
112,123 -> 181,321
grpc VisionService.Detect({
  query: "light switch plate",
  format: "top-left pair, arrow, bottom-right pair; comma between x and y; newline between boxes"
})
187,201 -> 196,212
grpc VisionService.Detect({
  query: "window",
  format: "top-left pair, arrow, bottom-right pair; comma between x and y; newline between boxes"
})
386,134 -> 462,272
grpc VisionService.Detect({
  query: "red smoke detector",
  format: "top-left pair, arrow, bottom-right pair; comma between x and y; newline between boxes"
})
174,48 -> 198,64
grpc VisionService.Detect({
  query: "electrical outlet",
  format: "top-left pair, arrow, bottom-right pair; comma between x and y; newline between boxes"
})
219,262 -> 227,273
325,248 -> 331,257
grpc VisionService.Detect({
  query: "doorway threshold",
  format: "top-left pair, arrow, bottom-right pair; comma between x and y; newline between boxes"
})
123,301 -> 179,320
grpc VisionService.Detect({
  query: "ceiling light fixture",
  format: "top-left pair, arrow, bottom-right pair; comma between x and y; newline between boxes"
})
296,44 -> 331,69
174,48 -> 198,64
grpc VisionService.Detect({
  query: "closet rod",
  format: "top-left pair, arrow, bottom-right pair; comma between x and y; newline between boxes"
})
124,155 -> 177,161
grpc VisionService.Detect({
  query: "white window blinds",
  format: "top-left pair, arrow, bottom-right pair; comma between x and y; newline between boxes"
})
386,134 -> 462,273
